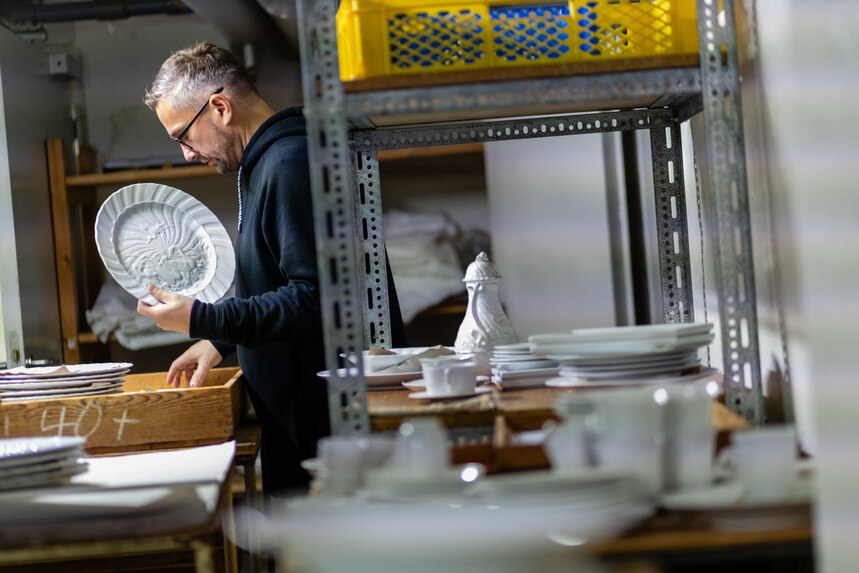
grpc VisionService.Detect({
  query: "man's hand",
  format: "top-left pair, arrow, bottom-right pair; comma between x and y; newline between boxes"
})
166,340 -> 224,388
137,284 -> 194,335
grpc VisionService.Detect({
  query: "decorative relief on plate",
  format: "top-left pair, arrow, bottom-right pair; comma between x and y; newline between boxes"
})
112,202 -> 215,293
95,183 -> 235,305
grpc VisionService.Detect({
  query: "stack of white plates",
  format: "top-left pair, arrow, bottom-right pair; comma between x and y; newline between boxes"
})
0,363 -> 132,402
529,324 -> 714,388
0,436 -> 88,491
490,343 -> 559,389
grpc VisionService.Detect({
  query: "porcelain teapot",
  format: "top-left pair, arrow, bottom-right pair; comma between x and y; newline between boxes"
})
454,252 -> 517,354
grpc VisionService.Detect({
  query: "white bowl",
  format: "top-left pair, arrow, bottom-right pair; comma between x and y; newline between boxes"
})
342,347 -> 429,373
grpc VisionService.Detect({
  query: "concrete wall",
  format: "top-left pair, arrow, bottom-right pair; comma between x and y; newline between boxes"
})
0,26 -> 75,364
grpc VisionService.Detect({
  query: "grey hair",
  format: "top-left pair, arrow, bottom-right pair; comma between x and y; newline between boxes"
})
144,42 -> 256,111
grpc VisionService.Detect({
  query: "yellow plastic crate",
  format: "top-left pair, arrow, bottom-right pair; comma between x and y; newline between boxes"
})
337,0 -> 699,81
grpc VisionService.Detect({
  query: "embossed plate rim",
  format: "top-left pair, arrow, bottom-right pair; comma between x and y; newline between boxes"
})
95,183 -> 235,304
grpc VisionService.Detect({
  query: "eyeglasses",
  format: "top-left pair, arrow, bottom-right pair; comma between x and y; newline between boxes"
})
173,86 -> 224,151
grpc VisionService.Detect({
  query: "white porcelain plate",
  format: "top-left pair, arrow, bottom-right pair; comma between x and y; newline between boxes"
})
0,374 -> 127,391
316,368 -> 423,387
545,367 -> 720,388
95,183 -> 235,305
0,380 -> 125,400
401,375 -> 489,390
0,436 -> 86,468
0,362 -> 132,380
408,387 -> 493,400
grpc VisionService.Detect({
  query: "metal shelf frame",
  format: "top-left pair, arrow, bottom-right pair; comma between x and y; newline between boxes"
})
296,0 -> 765,433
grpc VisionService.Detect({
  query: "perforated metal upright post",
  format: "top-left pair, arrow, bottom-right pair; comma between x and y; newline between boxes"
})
297,0 -> 369,436
697,0 -> 764,423
349,148 -> 398,348
650,120 -> 694,324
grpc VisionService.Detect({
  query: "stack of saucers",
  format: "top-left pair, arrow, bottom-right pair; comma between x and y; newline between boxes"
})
490,343 -> 560,390
529,323 -> 715,388
0,436 -> 88,491
0,363 -> 131,402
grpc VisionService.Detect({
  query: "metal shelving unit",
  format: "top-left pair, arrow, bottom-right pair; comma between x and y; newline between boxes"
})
296,0 -> 766,433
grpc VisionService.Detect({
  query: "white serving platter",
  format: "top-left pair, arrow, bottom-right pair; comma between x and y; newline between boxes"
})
95,183 -> 235,305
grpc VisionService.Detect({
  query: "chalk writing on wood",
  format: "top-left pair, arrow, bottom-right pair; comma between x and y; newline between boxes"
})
112,409 -> 141,441
39,401 -> 103,438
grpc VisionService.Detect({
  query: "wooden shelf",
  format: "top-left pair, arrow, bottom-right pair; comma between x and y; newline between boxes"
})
66,164 -> 217,187
377,143 -> 483,161
46,138 -> 222,364
342,54 -> 700,93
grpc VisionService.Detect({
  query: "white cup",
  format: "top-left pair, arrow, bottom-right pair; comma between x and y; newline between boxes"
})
388,417 -> 449,476
543,416 -> 590,472
420,356 -> 477,396
317,436 -> 365,493
357,435 -> 396,468
662,379 -> 719,491
726,425 -> 798,502
586,386 -> 667,496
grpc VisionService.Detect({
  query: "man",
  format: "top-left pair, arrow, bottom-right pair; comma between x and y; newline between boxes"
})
139,42 -> 405,495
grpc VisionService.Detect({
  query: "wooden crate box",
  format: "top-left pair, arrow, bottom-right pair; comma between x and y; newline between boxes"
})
0,367 -> 246,455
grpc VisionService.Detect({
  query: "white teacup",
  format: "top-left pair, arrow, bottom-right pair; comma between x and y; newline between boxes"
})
543,416 -> 590,472
586,386 -> 667,496
317,436 -> 366,493
387,417 -> 449,477
725,425 -> 798,502
420,356 -> 477,396
661,379 -> 719,491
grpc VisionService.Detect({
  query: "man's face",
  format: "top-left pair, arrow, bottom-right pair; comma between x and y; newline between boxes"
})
156,98 -> 240,174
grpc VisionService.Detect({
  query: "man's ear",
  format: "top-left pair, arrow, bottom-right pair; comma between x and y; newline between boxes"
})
210,93 -> 232,125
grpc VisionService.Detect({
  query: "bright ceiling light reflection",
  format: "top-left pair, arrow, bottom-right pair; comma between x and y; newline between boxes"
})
547,531 -> 586,547
460,464 -> 481,483
706,380 -> 720,397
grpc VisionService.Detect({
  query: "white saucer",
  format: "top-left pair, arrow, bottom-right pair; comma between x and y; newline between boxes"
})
660,478 -> 812,532
409,387 -> 493,400
402,375 -> 489,390
360,464 -> 485,501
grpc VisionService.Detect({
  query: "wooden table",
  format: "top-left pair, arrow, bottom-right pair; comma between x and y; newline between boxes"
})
368,385 -> 750,431
367,384 -> 750,472
0,443 -> 239,573
592,509 -> 814,570
0,365 -> 263,573
364,384 -> 811,570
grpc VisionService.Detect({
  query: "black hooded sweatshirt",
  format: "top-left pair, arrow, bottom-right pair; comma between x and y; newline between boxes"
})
189,108 -> 329,489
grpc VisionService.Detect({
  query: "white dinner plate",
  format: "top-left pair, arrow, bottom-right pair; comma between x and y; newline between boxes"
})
558,357 -> 700,380
532,335 -> 714,357
490,355 -> 550,364
550,349 -> 694,368
317,368 -> 422,386
0,455 -> 86,480
0,459 -> 89,492
0,436 -> 86,467
0,381 -> 126,401
491,367 -> 561,381
545,367 -> 720,388
0,374 -> 126,391
0,362 -> 132,380
493,343 -> 530,352
530,323 -> 713,345
408,387 -> 493,401
491,359 -> 559,371
95,183 -> 235,305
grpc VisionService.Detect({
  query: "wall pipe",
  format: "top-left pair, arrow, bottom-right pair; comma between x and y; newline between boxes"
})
0,1 -> 191,24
